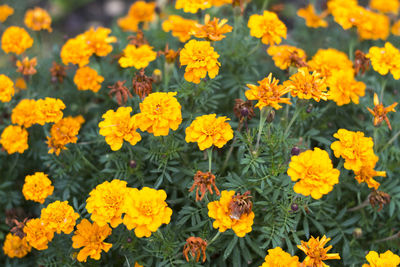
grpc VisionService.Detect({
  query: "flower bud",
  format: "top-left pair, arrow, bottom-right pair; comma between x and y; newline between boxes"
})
152,69 -> 162,83
290,203 -> 298,212
291,146 -> 300,156
129,160 -> 137,169
266,109 -> 275,123
353,228 -> 362,239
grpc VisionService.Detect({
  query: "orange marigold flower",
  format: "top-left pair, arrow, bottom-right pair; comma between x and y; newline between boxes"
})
36,97 -> 65,125
40,200 -> 79,234
191,14 -> 233,41
162,15 -> 196,42
0,125 -> 29,154
72,219 -> 112,262
248,11 -> 287,46
185,114 -> 233,151
119,44 -> 157,69
117,16 -> 139,32
183,237 -> 207,263
73,66 -> 104,93
367,93 -> 398,131
11,99 -> 38,128
211,0 -> 233,6
24,7 -> 52,32
362,250 -> 400,267
135,92 -> 182,136
297,4 -> 328,28
123,187 -> 173,238
1,26 -> 33,55
207,190 -> 255,237
23,218 -> 54,250
284,67 -> 328,102
16,57 -> 37,76
176,0 -> 212,13
367,42 -> 400,80
356,9 -> 389,41
331,129 -> 378,172
391,20 -> 400,36
327,70 -> 366,106
0,5 -> 14,22
259,247 -> 299,267
354,164 -> 386,190
298,235 -> 340,266
267,45 -> 307,70
127,1 -> 155,22
99,107 -> 142,151
287,148 -> 340,199
60,36 -> 92,67
370,0 -> 399,14
327,0 -> 361,30
86,179 -> 128,228
2,233 -> 31,258
180,39 -> 220,84
0,74 -> 14,103
308,48 -> 354,78
15,77 -> 27,91
22,172 -> 54,204
80,27 -> 117,57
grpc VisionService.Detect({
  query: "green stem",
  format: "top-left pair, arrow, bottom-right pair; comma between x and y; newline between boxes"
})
248,41 -> 261,56
373,127 -> 379,150
380,78 -> 387,100
207,148 -> 213,172
261,0 -> 269,10
380,128 -> 400,152
208,231 -> 221,246
255,107 -> 270,152
284,106 -> 302,137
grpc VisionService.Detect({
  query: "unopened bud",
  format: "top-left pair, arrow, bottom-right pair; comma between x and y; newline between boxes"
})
241,107 -> 249,117
266,109 -> 275,123
353,228 -> 362,239
127,237 -> 132,243
129,160 -> 137,169
290,203 -> 298,212
291,146 -> 300,156
306,104 -> 313,113
152,69 -> 162,83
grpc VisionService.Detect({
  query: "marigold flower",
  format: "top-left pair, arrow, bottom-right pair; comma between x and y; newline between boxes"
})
72,219 -> 112,262
176,0 -> 212,13
99,107 -> 142,151
11,99 -> 38,128
308,48 -> 354,78
135,92 -> 182,136
267,45 -> 307,70
327,70 -> 366,106
160,45 -> 180,64
211,0 -> 233,6
0,125 -> 29,154
162,15 -> 196,42
327,0 -> 361,30
183,237 -> 207,263
117,16 -> 139,32
24,7 -> 52,32
123,187 -> 173,238
40,201 -> 79,234
180,39 -> 220,84
331,129 -> 377,172
354,165 -> 386,190
370,0 -> 399,14
298,235 -> 340,266
248,11 -> 287,46
288,148 -> 340,199
391,20 -> 400,36
367,93 -> 397,130
189,171 -> 220,201
60,36 -> 92,67
191,14 -> 233,42
80,27 -> 117,57
36,97 -> 65,125
0,74 -> 14,103
73,66 -> 104,93
16,57 -> 37,76
15,77 -> 27,91
127,1 -> 155,22
367,42 -> 400,80
259,247 -> 299,267
119,44 -> 157,69
0,5 -> 14,22
208,190 -> 255,237
362,250 -> 400,267
23,218 -> 54,250
86,179 -> 128,228
2,233 -> 31,258
297,4 -> 328,28
356,9 -> 389,41
284,67 -> 328,102
22,172 -> 54,204
1,26 -> 33,55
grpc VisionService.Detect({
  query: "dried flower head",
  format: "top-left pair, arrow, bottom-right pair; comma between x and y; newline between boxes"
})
50,62 -> 67,83
1,26 -> 34,55
24,7 -> 52,32
9,218 -> 29,239
183,237 -> 207,263
354,50 -> 370,75
228,191 -> 253,220
233,99 -> 255,121
16,57 -> 37,76
108,80 -> 132,106
298,235 -> 340,266
367,93 -> 397,130
132,69 -> 153,99
191,14 -> 233,41
189,171 -> 220,201
369,190 -> 391,211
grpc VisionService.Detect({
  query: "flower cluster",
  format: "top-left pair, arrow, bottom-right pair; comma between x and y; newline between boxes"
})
22,172 -> 54,204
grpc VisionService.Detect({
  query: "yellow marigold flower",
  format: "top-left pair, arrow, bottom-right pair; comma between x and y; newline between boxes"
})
2,233 -> 31,258
356,9 -> 389,41
15,77 -> 27,91
99,107 -> 141,151
259,247 -> 299,267
211,0 -> 233,6
123,187 -> 173,238
1,26 -> 33,55
298,235 -> 340,266
162,15 -> 196,42
284,67 -> 328,102
363,250 -> 400,267
367,93 -> 398,131
16,57 -> 37,76
22,172 -> 54,204
176,0 -> 212,13
86,179 -> 128,228
297,4 -> 328,28
367,42 -> 400,80
11,99 -> 38,128
327,70 -> 366,106
40,200 -> 80,234
248,11 -> 287,46
0,74 -> 14,103
391,20 -> 400,36
180,39 -> 220,84
0,125 -> 29,154
0,5 -> 14,23
354,165 -> 386,190
73,66 -> 104,93
119,44 -> 157,69
117,16 -> 139,32
245,73 -> 291,110
287,148 -> 340,199
127,1 -> 155,22
207,190 -> 255,237
36,97 -> 65,125
308,48 -> 354,78
331,129 -> 378,172
191,14 -> 233,41
185,114 -> 233,151
135,92 -> 182,136
267,45 -> 307,70
80,27 -> 117,57
24,7 -> 52,32
370,0 -> 399,14
72,219 -> 112,262
327,0 -> 360,30
60,36 -> 93,67
23,218 -> 54,250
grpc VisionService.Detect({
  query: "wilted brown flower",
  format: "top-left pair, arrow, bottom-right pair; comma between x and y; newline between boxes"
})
159,44 -> 180,64
183,236 -> 207,263
288,51 -> 308,69
354,50 -> 370,75
50,62 -> 67,83
6,209 -> 30,239
233,99 -> 255,122
16,57 -> 37,76
128,30 -> 148,47
189,171 -> 220,201
369,190 -> 391,211
108,80 -> 132,106
228,191 -> 253,220
132,69 -> 153,99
